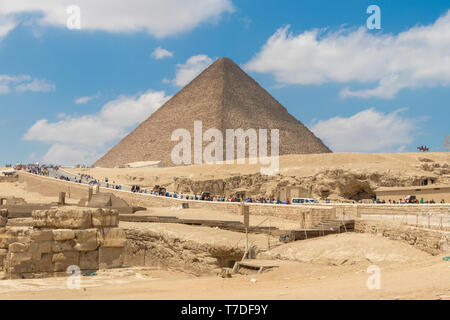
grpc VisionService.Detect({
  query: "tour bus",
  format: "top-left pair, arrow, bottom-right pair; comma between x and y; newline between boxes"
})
291,198 -> 319,204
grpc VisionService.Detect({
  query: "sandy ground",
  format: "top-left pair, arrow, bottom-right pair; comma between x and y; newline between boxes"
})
65,153 -> 450,185
120,221 -> 279,251
0,182 -> 79,204
133,207 -> 306,230
260,232 -> 432,264
0,232 -> 448,300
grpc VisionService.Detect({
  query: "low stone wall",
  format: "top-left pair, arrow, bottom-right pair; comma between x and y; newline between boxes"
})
17,172 -> 450,217
1,204 -> 53,218
355,219 -> 449,255
0,175 -> 18,183
335,203 -> 450,218
18,172 -> 90,199
18,172 -> 336,226
0,207 -> 126,279
107,189 -> 336,225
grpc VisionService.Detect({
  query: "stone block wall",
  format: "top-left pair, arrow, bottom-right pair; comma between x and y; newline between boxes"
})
334,203 -> 450,219
0,207 -> 126,279
0,209 -> 7,227
355,219 -> 449,255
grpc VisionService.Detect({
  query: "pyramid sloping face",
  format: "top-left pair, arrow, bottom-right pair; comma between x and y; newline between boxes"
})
94,58 -> 331,168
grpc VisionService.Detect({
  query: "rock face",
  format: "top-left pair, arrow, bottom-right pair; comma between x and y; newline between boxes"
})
124,228 -> 249,275
94,57 -> 331,168
168,167 -> 450,201
0,207 -> 126,279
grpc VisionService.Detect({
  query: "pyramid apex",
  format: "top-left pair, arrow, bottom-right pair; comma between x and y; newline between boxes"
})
213,57 -> 236,65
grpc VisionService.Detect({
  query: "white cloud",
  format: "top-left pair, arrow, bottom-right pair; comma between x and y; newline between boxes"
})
0,74 -> 55,94
310,108 -> 418,152
42,144 -> 100,166
152,47 -> 173,60
0,0 -> 233,38
23,90 -> 171,165
173,54 -> 213,86
75,92 -> 100,104
0,15 -> 16,39
245,10 -> 450,98
15,78 -> 55,93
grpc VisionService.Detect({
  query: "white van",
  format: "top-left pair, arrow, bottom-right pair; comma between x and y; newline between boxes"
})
291,198 -> 319,204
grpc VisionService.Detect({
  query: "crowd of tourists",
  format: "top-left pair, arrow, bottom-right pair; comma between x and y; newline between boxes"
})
147,190 -> 289,204
374,198 -> 445,204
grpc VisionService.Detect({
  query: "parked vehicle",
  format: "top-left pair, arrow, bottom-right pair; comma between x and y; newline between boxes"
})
291,198 -> 319,204
405,195 -> 417,203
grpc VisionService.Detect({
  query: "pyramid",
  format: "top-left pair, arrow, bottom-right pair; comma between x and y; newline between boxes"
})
94,58 -> 331,167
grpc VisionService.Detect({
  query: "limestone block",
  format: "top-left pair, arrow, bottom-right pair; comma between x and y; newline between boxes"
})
92,209 -> 119,228
52,240 -> 75,253
9,242 -> 28,253
0,248 -> 7,268
5,227 -> 31,238
0,227 -> 30,249
29,244 -> 42,261
52,251 -> 79,272
74,229 -> 98,251
31,230 -> 53,242
6,260 -> 38,274
98,228 -> 127,248
52,229 -> 75,241
8,252 -> 32,264
37,253 -> 53,272
0,234 -> 13,249
99,247 -> 123,269
38,241 -> 52,254
79,250 -> 99,270
0,209 -> 7,227
28,240 -> 51,255
32,207 -> 93,229
87,193 -> 112,207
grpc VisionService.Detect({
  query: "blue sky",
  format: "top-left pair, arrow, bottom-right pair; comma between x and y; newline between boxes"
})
0,0 -> 449,165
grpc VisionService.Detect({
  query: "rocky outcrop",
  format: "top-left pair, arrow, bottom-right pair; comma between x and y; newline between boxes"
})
124,228 -> 248,275
166,166 -> 449,201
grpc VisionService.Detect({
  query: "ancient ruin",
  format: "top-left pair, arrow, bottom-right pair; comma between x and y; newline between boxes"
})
0,207 -> 126,279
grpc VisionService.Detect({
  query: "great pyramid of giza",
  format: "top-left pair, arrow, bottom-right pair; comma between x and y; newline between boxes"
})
94,58 -> 331,167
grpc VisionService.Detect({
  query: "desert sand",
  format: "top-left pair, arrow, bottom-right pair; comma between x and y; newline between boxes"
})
66,153 -> 450,184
